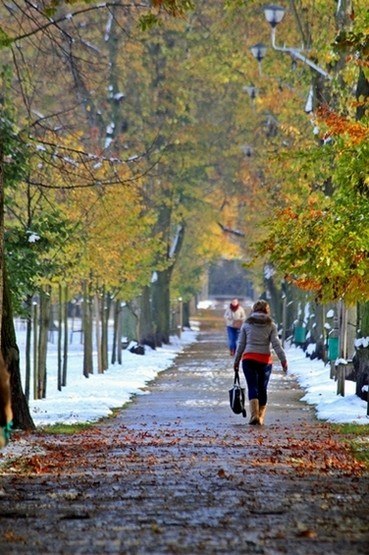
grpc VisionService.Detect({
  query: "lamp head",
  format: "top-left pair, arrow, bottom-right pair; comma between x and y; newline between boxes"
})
250,43 -> 267,62
264,5 -> 285,28
242,145 -> 253,157
243,85 -> 257,99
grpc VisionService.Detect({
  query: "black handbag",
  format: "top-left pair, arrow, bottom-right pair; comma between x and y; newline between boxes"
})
229,370 -> 247,417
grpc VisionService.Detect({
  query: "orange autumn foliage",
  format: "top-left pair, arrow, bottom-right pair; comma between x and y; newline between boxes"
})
317,107 -> 369,144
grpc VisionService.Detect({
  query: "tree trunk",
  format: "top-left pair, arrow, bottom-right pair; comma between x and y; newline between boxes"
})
32,301 -> 38,400
152,267 -> 173,345
62,286 -> 68,387
139,285 -> 156,349
354,302 -> 369,400
284,284 -> 304,342
95,293 -> 103,373
346,305 -> 357,360
338,302 -> 357,360
111,299 -> 118,365
263,269 -> 282,326
57,285 -> 62,391
24,295 -> 32,401
111,299 -> 122,365
116,301 -> 122,365
101,289 -> 110,372
82,280 -> 93,378
355,349 -> 369,401
0,106 -> 10,434
183,300 -> 191,329
37,288 -> 50,399
2,265 -> 34,430
0,123 -> 4,349
311,303 -> 326,361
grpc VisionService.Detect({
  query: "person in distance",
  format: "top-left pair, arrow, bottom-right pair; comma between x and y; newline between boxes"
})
224,298 -> 246,356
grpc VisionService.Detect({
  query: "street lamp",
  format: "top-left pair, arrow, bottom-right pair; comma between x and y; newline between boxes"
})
250,43 -> 267,76
263,4 -> 331,80
242,145 -> 253,157
243,84 -> 257,100
250,43 -> 267,62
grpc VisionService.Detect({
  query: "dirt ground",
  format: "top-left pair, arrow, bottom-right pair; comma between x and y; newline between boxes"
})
0,311 -> 368,554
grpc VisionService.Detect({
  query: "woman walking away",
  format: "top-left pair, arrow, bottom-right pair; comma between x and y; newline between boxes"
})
233,300 -> 287,425
224,298 -> 246,356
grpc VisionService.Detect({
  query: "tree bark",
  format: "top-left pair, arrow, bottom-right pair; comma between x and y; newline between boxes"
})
37,289 -> 50,399
152,268 -> 173,345
111,299 -> 122,365
139,286 -> 156,349
101,290 -> 110,372
57,285 -> 62,391
82,280 -> 93,378
62,286 -> 68,387
32,301 -> 38,400
95,293 -> 103,374
306,302 -> 326,361
355,345 -> 369,401
2,265 -> 34,430
355,302 -> 369,400
183,300 -> 191,329
24,295 -> 32,401
262,270 -> 282,327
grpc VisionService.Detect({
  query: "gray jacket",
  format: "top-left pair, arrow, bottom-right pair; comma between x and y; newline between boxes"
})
234,312 -> 286,365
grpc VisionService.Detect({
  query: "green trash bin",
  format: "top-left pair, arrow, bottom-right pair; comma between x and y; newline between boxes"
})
328,336 -> 339,360
293,326 -> 306,345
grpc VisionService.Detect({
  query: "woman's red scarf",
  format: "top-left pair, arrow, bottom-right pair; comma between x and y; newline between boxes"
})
230,303 -> 239,312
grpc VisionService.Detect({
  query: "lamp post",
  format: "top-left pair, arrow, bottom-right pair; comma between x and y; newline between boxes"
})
263,4 -> 331,80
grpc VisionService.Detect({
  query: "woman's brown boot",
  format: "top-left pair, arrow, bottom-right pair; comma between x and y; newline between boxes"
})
249,399 -> 260,425
259,405 -> 267,425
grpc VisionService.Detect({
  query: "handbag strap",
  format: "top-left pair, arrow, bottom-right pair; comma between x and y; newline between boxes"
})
233,369 -> 241,386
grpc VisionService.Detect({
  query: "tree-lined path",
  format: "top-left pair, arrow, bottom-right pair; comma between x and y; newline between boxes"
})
0,311 -> 368,554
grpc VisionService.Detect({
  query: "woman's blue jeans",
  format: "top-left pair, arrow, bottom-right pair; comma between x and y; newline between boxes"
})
226,326 -> 240,353
242,359 -> 272,405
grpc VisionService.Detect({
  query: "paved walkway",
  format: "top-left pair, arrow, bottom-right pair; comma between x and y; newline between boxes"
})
0,313 -> 368,554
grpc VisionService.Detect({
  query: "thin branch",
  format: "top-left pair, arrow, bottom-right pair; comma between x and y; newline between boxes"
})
218,222 -> 245,237
7,2 -> 137,44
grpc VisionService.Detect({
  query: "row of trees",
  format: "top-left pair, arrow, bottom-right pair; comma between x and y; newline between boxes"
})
0,1 -> 251,429
234,0 -> 369,398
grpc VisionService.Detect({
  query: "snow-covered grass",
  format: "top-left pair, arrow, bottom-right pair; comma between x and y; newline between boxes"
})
288,345 -> 369,425
10,316 -> 369,428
